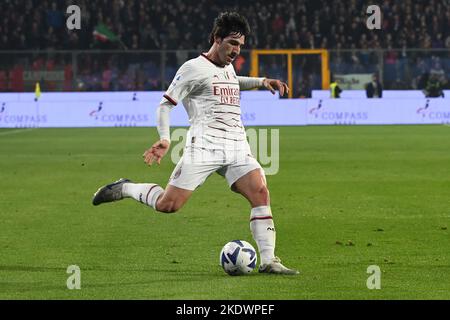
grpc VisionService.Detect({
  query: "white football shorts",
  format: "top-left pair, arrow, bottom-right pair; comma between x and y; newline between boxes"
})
168,145 -> 264,191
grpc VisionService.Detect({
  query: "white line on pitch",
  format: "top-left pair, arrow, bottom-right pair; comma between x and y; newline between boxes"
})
0,128 -> 37,136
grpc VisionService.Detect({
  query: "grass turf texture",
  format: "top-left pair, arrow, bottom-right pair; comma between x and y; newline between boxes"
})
0,125 -> 449,299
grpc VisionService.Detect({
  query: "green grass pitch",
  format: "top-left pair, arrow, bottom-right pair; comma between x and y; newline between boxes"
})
0,125 -> 449,299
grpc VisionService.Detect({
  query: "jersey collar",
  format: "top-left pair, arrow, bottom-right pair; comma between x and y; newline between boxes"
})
200,53 -> 225,68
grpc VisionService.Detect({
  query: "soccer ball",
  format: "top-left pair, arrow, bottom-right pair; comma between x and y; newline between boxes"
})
220,240 -> 257,276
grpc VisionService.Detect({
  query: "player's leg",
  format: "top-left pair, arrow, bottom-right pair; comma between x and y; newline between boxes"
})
92,147 -> 216,213
230,168 -> 269,207
92,178 -> 193,213
154,184 -> 192,213
230,166 -> 299,275
231,168 -> 274,264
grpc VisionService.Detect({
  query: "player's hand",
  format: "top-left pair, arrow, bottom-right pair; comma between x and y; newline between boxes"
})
143,139 -> 170,166
263,78 -> 290,97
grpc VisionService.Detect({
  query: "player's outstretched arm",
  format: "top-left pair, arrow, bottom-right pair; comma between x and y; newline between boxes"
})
143,139 -> 170,166
262,78 -> 289,97
143,103 -> 172,166
237,76 -> 289,97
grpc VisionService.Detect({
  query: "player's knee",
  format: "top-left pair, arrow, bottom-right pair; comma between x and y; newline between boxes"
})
156,200 -> 180,214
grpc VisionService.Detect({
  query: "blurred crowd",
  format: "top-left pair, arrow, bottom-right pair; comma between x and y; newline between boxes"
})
0,0 -> 449,93
1,0 -> 449,50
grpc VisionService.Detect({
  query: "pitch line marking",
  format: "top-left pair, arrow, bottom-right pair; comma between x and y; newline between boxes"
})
0,128 -> 37,136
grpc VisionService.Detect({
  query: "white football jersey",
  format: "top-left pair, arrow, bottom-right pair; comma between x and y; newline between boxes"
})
161,54 -> 257,150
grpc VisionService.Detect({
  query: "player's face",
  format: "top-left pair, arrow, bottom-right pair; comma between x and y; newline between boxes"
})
218,34 -> 245,65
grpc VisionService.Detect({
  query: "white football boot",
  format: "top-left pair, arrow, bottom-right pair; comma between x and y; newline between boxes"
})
258,257 -> 300,275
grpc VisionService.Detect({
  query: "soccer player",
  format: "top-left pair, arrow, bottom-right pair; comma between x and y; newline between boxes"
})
93,12 -> 299,275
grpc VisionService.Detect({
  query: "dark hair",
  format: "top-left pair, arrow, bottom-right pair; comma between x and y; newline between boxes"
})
209,12 -> 250,45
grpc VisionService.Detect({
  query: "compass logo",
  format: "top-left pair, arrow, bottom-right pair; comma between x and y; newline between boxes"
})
308,99 -> 323,118
89,102 -> 103,120
416,99 -> 430,118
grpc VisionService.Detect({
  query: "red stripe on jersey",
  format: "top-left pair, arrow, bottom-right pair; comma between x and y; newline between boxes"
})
215,103 -> 240,108
205,134 -> 245,142
212,82 -> 239,85
208,125 -> 228,132
250,216 -> 273,222
163,94 -> 177,106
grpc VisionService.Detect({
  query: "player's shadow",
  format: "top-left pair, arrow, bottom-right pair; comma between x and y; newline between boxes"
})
0,264 -> 222,280
0,265 -> 67,272
0,264 -> 226,295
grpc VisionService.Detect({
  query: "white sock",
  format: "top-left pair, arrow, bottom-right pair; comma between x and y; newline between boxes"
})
122,183 -> 164,210
250,206 -> 276,265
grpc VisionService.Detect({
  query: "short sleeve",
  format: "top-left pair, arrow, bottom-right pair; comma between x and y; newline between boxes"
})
160,62 -> 198,106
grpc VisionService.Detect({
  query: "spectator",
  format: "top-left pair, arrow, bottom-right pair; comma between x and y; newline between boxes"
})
365,74 -> 383,98
0,70 -> 7,91
384,45 -> 399,87
297,77 -> 312,98
424,74 -> 445,98
271,13 -> 285,34
330,78 -> 342,98
417,72 -> 430,90
47,2 -> 64,29
430,59 -> 447,84
432,33 -> 445,48
10,62 -> 24,92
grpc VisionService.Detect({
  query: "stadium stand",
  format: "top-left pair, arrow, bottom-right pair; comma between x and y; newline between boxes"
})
0,0 -> 448,92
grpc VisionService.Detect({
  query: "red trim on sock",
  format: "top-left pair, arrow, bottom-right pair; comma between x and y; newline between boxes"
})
250,216 -> 273,222
145,185 -> 158,205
